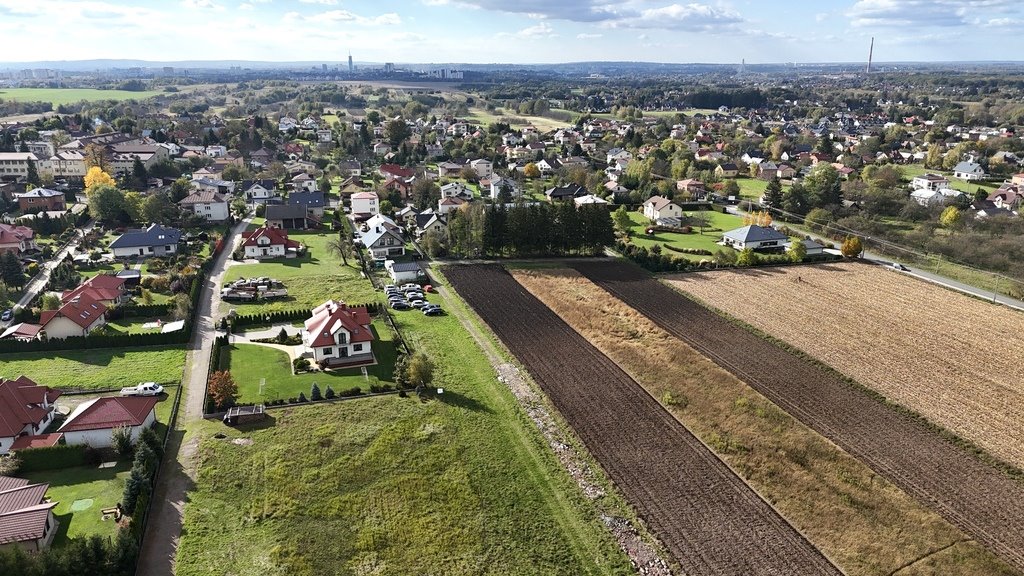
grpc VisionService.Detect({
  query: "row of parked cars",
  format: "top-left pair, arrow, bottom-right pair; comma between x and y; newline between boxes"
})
385,284 -> 443,316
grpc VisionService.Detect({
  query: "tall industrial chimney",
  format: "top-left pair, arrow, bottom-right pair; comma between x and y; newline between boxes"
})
866,37 -> 874,74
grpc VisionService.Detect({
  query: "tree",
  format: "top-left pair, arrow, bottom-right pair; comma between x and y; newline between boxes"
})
84,166 -> 116,191
325,233 -> 352,267
384,119 -> 412,147
231,196 -> 248,219
123,191 -> 144,223
169,178 -> 191,203
172,292 -> 191,321
40,293 -> 60,310
131,157 -> 148,190
310,382 -> 322,401
87,184 -> 126,223
787,238 -> 807,263
0,252 -> 25,288
762,177 -> 783,208
524,162 -> 541,178
26,157 -> 39,187
804,207 -> 834,232
840,236 -> 863,258
722,179 -> 741,198
142,191 -> 179,224
736,247 -> 758,266
318,175 -> 332,195
406,352 -> 435,389
111,426 -> 134,458
612,205 -> 632,235
816,133 -> 833,154
939,205 -> 962,228
803,163 -> 843,208
208,370 -> 238,411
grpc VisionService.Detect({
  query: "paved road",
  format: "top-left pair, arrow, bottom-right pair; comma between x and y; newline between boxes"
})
11,220 -> 95,312
724,206 -> 1024,312
136,217 -> 250,576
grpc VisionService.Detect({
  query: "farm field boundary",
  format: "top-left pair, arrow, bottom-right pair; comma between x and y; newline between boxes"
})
573,259 -> 1024,572
446,264 -> 841,576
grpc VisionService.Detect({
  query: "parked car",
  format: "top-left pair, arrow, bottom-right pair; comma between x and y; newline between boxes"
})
423,306 -> 443,316
387,294 -> 407,303
1,309 -> 12,322
892,263 -> 909,271
390,300 -> 411,310
120,382 -> 164,397
400,283 -> 420,291
409,299 -> 428,309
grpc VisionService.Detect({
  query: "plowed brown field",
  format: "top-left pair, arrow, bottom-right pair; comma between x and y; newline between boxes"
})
573,259 -> 1024,572
446,264 -> 841,576
664,262 -> 1024,470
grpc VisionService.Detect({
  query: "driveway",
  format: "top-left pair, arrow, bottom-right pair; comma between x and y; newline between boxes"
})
136,217 -> 250,576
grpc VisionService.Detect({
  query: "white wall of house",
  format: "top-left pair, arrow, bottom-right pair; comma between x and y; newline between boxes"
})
244,243 -> 285,259
112,244 -> 178,259
189,202 -> 229,222
62,411 -> 156,448
43,315 -> 104,339
351,196 -> 378,216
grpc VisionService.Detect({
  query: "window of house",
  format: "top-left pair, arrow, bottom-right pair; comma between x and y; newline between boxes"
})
323,348 -> 333,356
353,344 -> 362,352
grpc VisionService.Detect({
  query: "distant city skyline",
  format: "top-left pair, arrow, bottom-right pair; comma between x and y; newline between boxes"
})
0,0 -> 1020,65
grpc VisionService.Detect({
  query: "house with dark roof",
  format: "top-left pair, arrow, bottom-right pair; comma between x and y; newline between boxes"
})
302,300 -> 374,367
240,179 -> 278,204
721,225 -> 790,252
287,191 -> 326,218
39,294 -> 107,339
715,163 -> 740,178
0,475 -> 59,552
0,376 -> 61,455
360,223 -> 405,259
242,226 -> 302,259
545,183 -> 587,203
61,275 -> 129,308
109,224 -> 182,259
385,260 -> 423,283
58,396 -> 159,448
265,204 -> 312,230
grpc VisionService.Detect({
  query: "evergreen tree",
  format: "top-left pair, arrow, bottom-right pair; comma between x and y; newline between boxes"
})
762,177 -> 784,208
0,252 -> 26,288
26,157 -> 39,187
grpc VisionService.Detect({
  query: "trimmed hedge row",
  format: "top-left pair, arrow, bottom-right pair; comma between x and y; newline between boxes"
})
663,245 -> 714,256
617,239 -> 843,273
16,444 -> 91,472
228,303 -> 382,329
0,329 -> 190,354
106,303 -> 172,321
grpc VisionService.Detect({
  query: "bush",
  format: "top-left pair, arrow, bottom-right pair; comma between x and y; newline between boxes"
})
111,426 -> 134,458
310,382 -> 322,401
297,392 -> 308,402
15,444 -> 89,472
292,357 -> 311,372
0,453 -> 21,475
324,385 -> 336,399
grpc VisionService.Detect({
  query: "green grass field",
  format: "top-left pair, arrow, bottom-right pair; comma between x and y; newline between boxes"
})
24,462 -> 132,547
626,209 -> 744,259
0,347 -> 186,390
224,319 -> 398,403
0,88 -> 163,105
220,231 -> 378,315
734,177 -> 769,200
177,282 -> 628,575
466,107 -> 571,133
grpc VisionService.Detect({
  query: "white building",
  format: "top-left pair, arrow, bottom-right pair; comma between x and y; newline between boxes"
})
351,191 -> 379,218
0,152 -> 38,178
58,396 -> 158,448
302,301 -> 375,366
178,191 -> 230,222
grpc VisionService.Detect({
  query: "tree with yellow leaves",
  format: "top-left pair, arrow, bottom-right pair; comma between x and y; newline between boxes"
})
85,166 -> 116,191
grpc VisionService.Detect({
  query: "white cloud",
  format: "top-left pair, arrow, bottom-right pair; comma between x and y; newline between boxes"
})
239,2 -> 254,10
181,0 -> 223,10
499,21 -> 557,38
576,32 -> 602,39
312,9 -> 401,25
298,0 -> 337,4
847,0 -> 1021,28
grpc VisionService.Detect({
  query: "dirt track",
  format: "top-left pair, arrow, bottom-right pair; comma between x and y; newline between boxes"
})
446,264 -> 840,576
573,259 -> 1024,572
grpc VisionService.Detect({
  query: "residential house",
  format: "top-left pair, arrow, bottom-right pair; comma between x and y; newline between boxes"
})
250,148 -> 273,166
58,396 -> 158,448
437,161 -> 464,179
546,183 -> 588,202
241,226 -> 302,259
0,323 -> 43,342
396,206 -> 418,228
489,177 -> 523,200
606,148 -> 632,165
302,300 -> 374,367
416,213 -> 447,238
288,191 -> 326,218
15,188 -> 65,213
383,177 -> 415,199
109,224 -> 182,259
39,294 -> 107,339
953,161 -> 986,181
241,179 -> 278,204
911,173 -> 951,191
776,163 -> 797,179
385,261 -> 423,284
265,204 -> 312,230
715,163 -> 739,178
0,376 -> 61,455
1012,173 -> 1024,186
535,158 -> 561,176
360,223 -> 405,258
440,182 -> 473,201
721,225 -> 789,252
675,179 -> 707,198
179,191 -> 230,222
784,237 -> 825,256
0,476 -> 59,552
910,187 -> 962,207
351,191 -> 379,219
0,223 -> 36,255
62,275 -> 129,308
437,197 -> 465,215
466,159 -> 491,180
0,153 -> 38,178
574,194 -> 609,207
379,164 -> 415,181
642,196 -> 683,221
291,173 -> 316,192
987,184 -> 1022,210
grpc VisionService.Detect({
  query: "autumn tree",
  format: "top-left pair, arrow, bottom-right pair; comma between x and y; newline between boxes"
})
87,184 -> 126,223
84,166 -> 116,191
840,236 -> 863,258
406,352 -> 435,389
612,205 -> 632,235
523,162 -> 540,178
939,205 -> 962,229
208,370 -> 238,411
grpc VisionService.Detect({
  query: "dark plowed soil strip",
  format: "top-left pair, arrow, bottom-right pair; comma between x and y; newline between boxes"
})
446,264 -> 841,576
573,259 -> 1024,572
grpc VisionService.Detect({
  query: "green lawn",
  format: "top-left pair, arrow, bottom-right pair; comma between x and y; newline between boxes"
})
0,347 -> 186,390
177,279 -> 629,575
24,462 -> 132,547
220,230 -> 378,315
77,263 -> 120,279
107,315 -> 175,335
0,88 -> 164,105
626,208 -> 744,259
734,177 -> 769,200
224,319 -> 398,403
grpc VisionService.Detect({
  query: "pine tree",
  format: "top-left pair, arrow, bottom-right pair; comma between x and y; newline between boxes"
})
0,252 -> 25,288
763,177 -> 784,208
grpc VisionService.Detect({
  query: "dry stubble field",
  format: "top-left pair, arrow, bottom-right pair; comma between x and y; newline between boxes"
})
665,262 -> 1024,471
511,267 -> 1015,576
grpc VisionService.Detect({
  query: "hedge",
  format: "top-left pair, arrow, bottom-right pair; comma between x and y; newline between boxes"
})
106,303 -> 172,321
228,303 -> 382,329
0,328 -> 191,354
663,244 -> 713,256
15,444 -> 90,472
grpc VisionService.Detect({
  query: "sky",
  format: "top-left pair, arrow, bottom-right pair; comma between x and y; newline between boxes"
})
0,0 -> 1020,65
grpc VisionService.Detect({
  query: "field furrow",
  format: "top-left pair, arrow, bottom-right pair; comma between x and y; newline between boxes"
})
447,264 -> 840,576
572,259 -> 1024,572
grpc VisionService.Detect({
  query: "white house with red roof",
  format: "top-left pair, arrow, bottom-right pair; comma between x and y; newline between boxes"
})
0,223 -> 36,255
39,294 -> 107,339
642,195 -> 683,222
61,275 -> 129,308
0,475 -> 59,552
302,300 -> 375,367
241,226 -> 302,260
58,396 -> 158,448
351,191 -> 379,219
0,376 -> 62,455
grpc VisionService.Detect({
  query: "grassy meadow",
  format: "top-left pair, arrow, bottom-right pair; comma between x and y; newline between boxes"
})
0,88 -> 164,105
625,208 -> 744,259
0,347 -> 186,390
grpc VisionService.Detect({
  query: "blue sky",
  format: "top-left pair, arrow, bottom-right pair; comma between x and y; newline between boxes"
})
0,0 -> 1020,64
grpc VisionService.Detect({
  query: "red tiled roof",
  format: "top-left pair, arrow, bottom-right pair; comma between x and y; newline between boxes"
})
379,163 -> 414,179
241,226 -> 301,250
9,433 -> 63,451
40,293 -> 107,330
0,503 -> 56,545
305,300 -> 374,348
58,396 -> 158,433
61,274 -> 126,305
0,223 -> 33,245
0,377 -> 60,438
